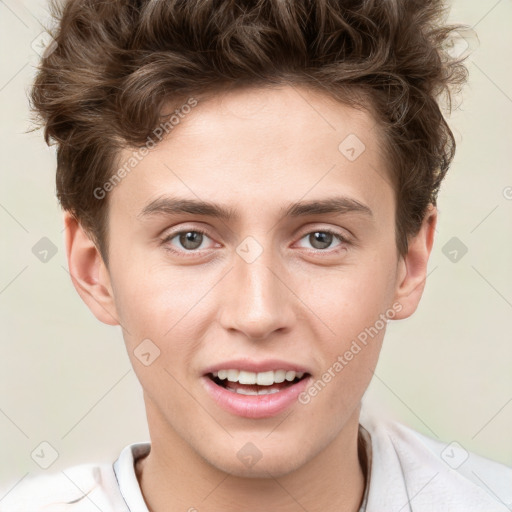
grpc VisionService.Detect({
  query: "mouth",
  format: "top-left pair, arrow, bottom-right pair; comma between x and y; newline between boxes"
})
206,369 -> 310,395
201,366 -> 312,419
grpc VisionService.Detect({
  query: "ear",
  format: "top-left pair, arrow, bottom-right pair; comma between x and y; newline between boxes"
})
392,204 -> 437,319
63,211 -> 120,326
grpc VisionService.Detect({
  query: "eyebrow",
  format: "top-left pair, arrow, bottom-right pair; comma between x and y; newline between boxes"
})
138,195 -> 373,221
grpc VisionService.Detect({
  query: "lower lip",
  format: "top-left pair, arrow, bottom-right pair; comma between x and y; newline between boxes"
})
201,375 -> 311,419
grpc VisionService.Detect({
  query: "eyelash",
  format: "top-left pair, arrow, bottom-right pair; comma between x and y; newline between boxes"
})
160,227 -> 350,258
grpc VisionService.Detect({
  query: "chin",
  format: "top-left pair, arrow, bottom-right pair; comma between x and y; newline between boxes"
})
202,443 -> 310,479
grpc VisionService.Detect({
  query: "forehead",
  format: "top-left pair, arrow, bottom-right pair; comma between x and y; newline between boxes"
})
111,84 -> 393,222
172,84 -> 382,154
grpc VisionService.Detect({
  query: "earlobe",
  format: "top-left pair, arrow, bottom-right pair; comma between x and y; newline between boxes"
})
392,204 -> 438,320
63,211 -> 120,326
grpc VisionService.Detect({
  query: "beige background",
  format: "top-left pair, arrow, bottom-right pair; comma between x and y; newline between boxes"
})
1,0 -> 511,496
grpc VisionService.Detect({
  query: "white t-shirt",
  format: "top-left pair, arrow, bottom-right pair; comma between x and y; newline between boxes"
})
1,410 -> 510,511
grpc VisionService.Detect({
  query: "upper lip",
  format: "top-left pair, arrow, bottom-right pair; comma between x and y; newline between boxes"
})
202,358 -> 311,376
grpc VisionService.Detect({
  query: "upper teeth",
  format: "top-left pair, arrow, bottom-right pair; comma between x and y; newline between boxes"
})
212,369 -> 304,385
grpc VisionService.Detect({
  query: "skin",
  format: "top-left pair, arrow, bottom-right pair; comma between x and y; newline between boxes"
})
64,84 -> 437,512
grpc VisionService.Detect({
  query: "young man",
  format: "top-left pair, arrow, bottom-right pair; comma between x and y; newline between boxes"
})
1,0 -> 510,510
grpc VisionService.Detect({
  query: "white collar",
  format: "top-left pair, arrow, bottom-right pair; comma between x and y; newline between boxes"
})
113,442 -> 151,512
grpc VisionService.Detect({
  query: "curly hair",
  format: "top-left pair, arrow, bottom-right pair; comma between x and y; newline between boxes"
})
30,0 -> 468,266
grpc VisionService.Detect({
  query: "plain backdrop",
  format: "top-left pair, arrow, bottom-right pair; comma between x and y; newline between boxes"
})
1,0 -> 511,495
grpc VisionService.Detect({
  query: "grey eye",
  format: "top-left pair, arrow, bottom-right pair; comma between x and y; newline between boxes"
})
307,231 -> 334,250
177,231 -> 205,250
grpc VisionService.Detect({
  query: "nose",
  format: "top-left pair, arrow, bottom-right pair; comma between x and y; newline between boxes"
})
218,244 -> 294,340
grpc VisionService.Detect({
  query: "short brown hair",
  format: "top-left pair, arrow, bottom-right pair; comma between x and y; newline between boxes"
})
30,0 -> 468,266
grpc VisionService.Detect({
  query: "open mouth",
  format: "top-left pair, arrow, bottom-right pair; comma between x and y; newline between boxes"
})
202,367 -> 312,418
207,370 -> 310,396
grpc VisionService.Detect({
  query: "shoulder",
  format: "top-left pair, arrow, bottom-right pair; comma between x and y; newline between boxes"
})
360,409 -> 512,512
0,462 -> 128,512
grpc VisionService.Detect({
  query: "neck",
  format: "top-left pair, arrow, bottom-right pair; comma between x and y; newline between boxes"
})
136,404 -> 366,512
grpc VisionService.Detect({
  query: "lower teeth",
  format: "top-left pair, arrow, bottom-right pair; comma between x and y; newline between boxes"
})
210,374 -> 304,395
234,387 -> 281,395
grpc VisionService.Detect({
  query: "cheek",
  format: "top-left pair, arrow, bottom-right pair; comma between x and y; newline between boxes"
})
110,265 -> 205,402
299,275 -> 388,416
299,253 -> 396,332
113,270 -> 171,340
296,252 -> 395,392
110,260 -> 215,353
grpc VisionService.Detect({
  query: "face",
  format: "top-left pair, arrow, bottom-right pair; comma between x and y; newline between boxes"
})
69,84 -> 432,478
